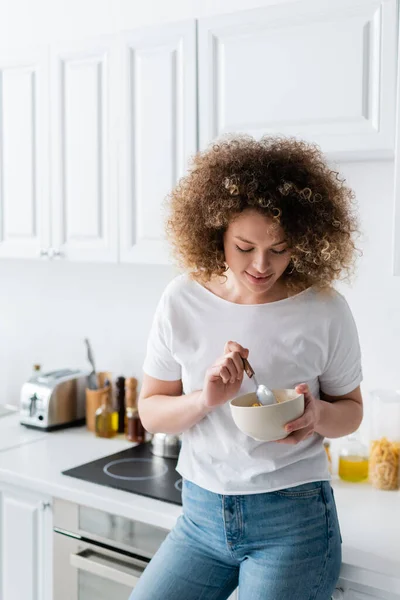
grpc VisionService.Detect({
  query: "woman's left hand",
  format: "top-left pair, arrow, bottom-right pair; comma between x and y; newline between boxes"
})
276,383 -> 321,445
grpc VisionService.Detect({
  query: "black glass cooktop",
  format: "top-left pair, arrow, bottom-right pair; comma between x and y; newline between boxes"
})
63,442 -> 182,505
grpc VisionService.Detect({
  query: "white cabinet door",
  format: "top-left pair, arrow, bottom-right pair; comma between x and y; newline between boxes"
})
0,486 -> 52,600
392,11 -> 400,276
119,20 -> 197,264
198,0 -> 397,160
0,48 -> 50,259
50,36 -> 119,262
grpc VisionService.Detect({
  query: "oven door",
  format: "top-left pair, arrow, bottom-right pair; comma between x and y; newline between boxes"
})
54,530 -> 148,600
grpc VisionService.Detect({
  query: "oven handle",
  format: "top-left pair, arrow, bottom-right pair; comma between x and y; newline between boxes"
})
70,548 -> 145,588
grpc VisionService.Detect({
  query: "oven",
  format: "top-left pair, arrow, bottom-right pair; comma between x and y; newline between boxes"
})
53,498 -> 169,600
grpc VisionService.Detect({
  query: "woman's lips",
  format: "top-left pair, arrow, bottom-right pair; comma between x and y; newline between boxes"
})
245,271 -> 273,285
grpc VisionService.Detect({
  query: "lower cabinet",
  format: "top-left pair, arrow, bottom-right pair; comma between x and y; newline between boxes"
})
0,484 -> 52,600
0,483 -> 398,600
333,578 -> 400,600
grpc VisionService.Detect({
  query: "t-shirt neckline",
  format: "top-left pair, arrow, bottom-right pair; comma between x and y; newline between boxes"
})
191,278 -> 313,308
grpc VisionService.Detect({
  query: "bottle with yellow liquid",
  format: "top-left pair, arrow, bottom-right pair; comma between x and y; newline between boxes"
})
95,380 -> 118,438
338,431 -> 369,482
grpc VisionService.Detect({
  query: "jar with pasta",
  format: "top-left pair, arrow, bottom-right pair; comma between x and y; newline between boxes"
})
369,389 -> 400,491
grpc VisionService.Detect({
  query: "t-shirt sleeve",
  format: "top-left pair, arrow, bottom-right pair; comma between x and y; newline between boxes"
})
319,295 -> 363,397
142,292 -> 182,381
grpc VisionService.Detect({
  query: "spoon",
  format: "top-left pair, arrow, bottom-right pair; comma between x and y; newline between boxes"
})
242,358 -> 277,406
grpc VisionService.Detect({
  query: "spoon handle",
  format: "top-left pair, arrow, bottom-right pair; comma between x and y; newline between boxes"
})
242,357 -> 254,378
242,358 -> 260,388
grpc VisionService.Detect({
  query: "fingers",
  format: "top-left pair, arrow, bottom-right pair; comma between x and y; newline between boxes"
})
295,383 -> 310,396
209,353 -> 243,384
215,352 -> 244,383
220,366 -> 232,384
285,412 -> 313,433
224,341 -> 249,359
276,426 -> 314,445
227,351 -> 244,379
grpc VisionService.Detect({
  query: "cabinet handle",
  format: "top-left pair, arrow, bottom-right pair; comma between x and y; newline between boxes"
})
332,588 -> 344,600
70,549 -> 144,588
40,248 -> 64,259
41,502 -> 51,511
47,248 -> 64,260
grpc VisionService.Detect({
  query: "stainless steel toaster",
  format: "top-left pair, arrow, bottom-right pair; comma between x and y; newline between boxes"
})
20,369 -> 89,430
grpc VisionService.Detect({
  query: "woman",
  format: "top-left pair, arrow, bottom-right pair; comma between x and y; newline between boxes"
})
130,136 -> 363,600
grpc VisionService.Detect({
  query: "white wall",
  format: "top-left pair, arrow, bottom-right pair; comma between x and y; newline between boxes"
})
0,0 -> 399,432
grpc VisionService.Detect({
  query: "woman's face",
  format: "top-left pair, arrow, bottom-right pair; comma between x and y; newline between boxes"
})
223,209 -> 292,298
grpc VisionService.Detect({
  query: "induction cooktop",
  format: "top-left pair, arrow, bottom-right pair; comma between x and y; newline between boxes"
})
63,442 -> 182,505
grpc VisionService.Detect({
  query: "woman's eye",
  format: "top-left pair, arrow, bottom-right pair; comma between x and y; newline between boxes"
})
236,245 -> 253,253
270,248 -> 288,255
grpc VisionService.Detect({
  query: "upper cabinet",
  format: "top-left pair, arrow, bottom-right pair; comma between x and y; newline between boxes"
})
198,0 -> 398,159
0,48 -> 50,259
118,20 -> 197,264
50,36 -> 119,262
0,1 -> 399,264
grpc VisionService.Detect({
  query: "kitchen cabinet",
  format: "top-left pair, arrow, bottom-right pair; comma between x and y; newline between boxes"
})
198,0 -> 398,160
393,8 -> 400,276
0,48 -> 50,259
50,36 -> 119,263
118,20 -> 197,264
334,577 -> 400,599
0,37 -> 119,263
0,483 -> 52,600
1,0 -> 399,264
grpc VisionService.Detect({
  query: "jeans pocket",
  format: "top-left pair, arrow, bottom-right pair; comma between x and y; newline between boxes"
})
330,487 -> 343,543
272,481 -> 323,498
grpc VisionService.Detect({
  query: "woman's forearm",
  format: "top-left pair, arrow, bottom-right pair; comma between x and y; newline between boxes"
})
138,391 -> 212,434
315,398 -> 363,438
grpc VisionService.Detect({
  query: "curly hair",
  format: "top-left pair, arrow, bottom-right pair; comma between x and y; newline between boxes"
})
166,135 -> 360,293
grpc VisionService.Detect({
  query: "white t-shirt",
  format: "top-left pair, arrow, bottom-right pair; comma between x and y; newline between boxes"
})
143,274 -> 363,494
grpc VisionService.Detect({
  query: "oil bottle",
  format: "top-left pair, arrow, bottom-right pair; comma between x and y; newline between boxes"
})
95,380 -> 118,438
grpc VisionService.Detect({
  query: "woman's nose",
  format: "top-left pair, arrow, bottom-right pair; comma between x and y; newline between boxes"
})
253,252 -> 270,274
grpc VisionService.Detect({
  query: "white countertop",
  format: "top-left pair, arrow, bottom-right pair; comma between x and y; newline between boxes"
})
0,415 -> 399,594
0,410 -> 47,452
0,415 -> 181,530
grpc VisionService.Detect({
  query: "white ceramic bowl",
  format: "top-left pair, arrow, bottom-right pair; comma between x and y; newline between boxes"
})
230,389 -> 305,442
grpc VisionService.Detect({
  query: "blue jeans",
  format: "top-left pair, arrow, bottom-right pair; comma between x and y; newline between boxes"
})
130,480 -> 342,600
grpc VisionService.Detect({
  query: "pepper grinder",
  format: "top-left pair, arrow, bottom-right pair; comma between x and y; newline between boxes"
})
115,376 -> 126,434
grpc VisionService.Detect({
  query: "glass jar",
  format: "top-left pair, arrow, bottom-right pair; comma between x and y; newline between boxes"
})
369,389 -> 400,490
338,431 -> 369,482
126,407 -> 146,443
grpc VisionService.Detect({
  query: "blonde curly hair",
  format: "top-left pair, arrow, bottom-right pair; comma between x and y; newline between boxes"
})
166,135 -> 360,293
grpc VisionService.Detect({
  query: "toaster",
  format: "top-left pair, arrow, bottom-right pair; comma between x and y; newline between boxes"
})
20,369 -> 90,430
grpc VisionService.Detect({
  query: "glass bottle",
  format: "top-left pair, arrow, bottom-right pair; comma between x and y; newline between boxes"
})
125,378 -> 145,443
95,382 -> 118,438
30,363 -> 41,381
126,407 -> 146,443
115,376 -> 126,434
369,389 -> 400,490
338,431 -> 369,482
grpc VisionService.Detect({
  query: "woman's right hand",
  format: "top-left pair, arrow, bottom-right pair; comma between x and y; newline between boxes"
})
200,341 -> 249,409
